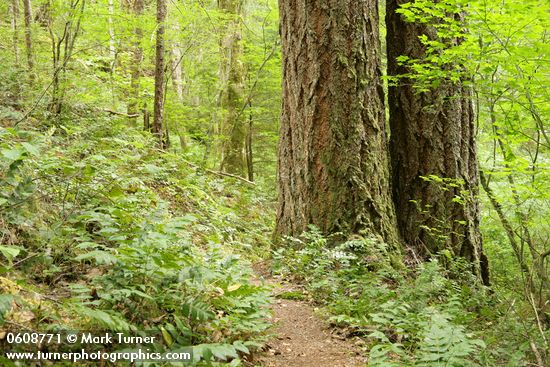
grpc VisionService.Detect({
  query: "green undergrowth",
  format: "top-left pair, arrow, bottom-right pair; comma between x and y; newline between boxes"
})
273,228 -> 543,366
0,113 -> 274,366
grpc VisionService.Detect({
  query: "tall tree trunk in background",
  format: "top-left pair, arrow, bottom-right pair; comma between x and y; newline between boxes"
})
246,98 -> 253,181
219,0 -> 247,177
153,0 -> 167,148
11,0 -> 20,65
107,0 -> 116,66
22,0 -> 34,82
386,0 -> 488,284
128,0 -> 144,126
171,32 -> 184,102
170,22 -> 188,150
275,0 -> 399,246
107,0 -> 116,107
48,0 -> 85,115
10,0 -> 21,104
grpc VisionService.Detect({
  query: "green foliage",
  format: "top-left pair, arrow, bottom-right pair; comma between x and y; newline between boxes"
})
391,0 -> 470,90
273,229 -> 546,366
0,115 -> 272,365
0,0 -> 548,365
389,0 -> 549,363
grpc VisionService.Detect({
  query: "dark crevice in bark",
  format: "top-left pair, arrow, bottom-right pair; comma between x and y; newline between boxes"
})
386,0 -> 488,283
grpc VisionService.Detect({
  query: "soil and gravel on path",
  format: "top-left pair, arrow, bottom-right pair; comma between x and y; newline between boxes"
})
253,263 -> 365,367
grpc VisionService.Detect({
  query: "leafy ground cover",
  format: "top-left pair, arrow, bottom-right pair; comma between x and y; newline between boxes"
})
1,112 -> 274,366
272,229 -> 547,366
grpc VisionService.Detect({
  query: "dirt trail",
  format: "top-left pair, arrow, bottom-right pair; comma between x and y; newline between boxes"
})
254,264 -> 365,367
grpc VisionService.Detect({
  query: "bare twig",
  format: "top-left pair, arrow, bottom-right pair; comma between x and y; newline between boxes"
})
182,159 -> 255,185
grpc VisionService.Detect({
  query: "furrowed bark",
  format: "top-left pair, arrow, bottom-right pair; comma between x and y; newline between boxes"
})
276,0 -> 399,246
386,0 -> 488,283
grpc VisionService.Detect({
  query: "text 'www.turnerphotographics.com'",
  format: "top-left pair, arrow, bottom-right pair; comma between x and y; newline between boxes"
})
2,332 -> 193,363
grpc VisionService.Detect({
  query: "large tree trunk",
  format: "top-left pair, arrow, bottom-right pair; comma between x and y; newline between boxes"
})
153,0 -> 167,148
22,0 -> 34,81
275,0 -> 399,246
127,0 -> 144,126
219,0 -> 247,176
386,0 -> 488,283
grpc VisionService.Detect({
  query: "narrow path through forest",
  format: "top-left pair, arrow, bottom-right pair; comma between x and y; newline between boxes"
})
254,263 -> 365,367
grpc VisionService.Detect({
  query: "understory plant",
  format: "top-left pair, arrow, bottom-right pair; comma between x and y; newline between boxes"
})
273,228 -> 542,366
0,116 -> 273,366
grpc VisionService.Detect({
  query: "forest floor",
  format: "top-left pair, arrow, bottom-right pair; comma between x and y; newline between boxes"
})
254,262 -> 365,367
